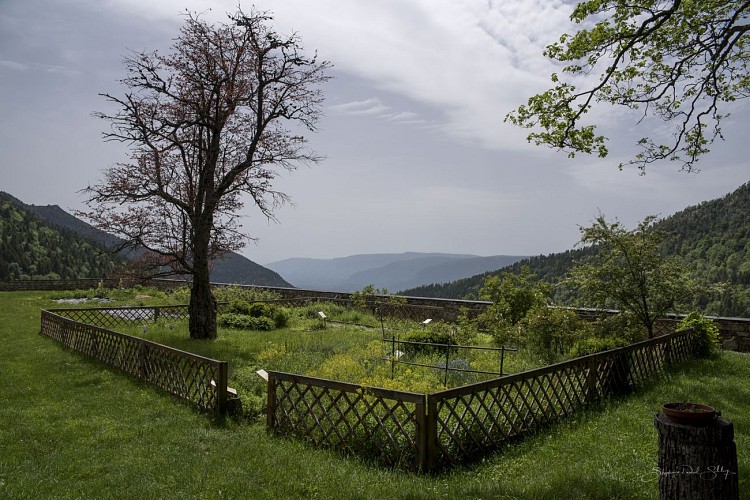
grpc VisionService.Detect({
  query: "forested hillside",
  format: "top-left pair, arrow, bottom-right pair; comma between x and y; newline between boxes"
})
0,193 -> 125,280
0,192 -> 292,287
404,182 -> 750,318
658,183 -> 750,315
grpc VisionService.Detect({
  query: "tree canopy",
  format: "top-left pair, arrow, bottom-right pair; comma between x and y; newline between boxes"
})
82,9 -> 331,339
566,215 -> 694,337
506,0 -> 750,173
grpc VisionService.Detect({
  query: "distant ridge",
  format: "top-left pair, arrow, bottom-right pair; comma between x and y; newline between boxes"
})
401,181 -> 750,318
265,252 -> 527,292
1,192 -> 292,287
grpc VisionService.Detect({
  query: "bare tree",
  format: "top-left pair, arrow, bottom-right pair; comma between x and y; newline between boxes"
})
81,9 -> 331,339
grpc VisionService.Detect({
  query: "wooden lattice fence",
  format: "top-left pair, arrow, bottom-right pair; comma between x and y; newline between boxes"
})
426,330 -> 694,469
267,372 -> 427,468
40,308 -> 229,414
266,330 -> 694,471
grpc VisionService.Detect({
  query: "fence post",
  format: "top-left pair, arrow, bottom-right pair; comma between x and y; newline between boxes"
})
425,394 -> 438,472
138,342 -> 149,381
216,361 -> 228,415
444,346 -> 450,387
415,395 -> 427,471
391,335 -> 396,379
91,329 -> 99,358
586,356 -> 600,403
267,374 -> 277,429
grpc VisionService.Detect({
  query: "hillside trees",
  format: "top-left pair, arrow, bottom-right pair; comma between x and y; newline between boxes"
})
567,215 -> 694,337
81,9 -> 331,339
506,1 -> 750,172
0,194 -> 123,280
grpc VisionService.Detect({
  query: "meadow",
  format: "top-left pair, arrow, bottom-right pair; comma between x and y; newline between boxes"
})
1,289 -> 748,499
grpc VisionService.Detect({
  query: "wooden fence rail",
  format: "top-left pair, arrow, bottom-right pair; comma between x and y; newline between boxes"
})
266,330 -> 694,471
40,308 -> 229,414
267,371 -> 427,469
426,330 -> 693,469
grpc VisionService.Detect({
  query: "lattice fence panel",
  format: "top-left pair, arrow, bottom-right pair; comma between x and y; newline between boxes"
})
142,347 -> 220,412
54,305 -> 190,329
40,310 -> 226,413
429,331 -> 695,468
429,361 -> 595,466
268,372 -> 426,469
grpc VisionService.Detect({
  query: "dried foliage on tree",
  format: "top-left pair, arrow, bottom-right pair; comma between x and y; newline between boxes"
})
81,9 -> 331,339
506,0 -> 750,173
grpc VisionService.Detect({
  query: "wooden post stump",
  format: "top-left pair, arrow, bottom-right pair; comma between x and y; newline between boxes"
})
654,412 -> 739,499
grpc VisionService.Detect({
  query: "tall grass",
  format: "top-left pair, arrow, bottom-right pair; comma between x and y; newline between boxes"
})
1,290 -> 748,498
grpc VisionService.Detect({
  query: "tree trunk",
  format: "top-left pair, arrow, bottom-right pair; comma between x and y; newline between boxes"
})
189,253 -> 217,340
654,413 -> 739,499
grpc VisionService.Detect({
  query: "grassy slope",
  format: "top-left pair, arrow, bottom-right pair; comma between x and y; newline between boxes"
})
1,291 -> 748,499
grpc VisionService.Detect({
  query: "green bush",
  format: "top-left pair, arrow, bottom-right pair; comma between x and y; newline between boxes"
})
301,301 -> 346,319
587,312 -> 648,343
227,299 -> 252,315
247,302 -> 272,318
218,313 -> 275,331
518,307 -> 587,364
229,365 -> 269,422
272,307 -> 289,328
222,301 -> 288,329
676,311 -> 720,358
401,322 -> 456,356
568,336 -> 630,358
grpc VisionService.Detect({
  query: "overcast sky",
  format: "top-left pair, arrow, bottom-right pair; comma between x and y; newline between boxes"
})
1,0 -> 748,265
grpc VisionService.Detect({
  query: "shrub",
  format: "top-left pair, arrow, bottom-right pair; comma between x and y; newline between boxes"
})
310,341 -> 383,382
477,267 -> 552,328
518,307 -> 587,364
217,313 -> 275,331
247,302 -> 272,318
488,323 -> 519,349
222,301 -> 288,329
676,311 -> 720,358
568,336 -> 630,358
272,307 -> 289,328
587,311 -> 648,343
228,365 -> 276,421
227,299 -> 252,315
401,322 -> 456,356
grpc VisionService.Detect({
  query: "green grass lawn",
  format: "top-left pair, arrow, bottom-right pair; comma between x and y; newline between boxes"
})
1,290 -> 748,499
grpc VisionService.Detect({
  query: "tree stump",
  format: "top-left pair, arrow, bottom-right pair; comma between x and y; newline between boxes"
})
654,412 -> 739,499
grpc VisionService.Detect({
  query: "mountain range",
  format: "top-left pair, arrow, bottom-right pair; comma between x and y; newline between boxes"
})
265,253 -> 527,292
402,181 -> 750,318
0,192 -> 291,287
5,179 -> 750,318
